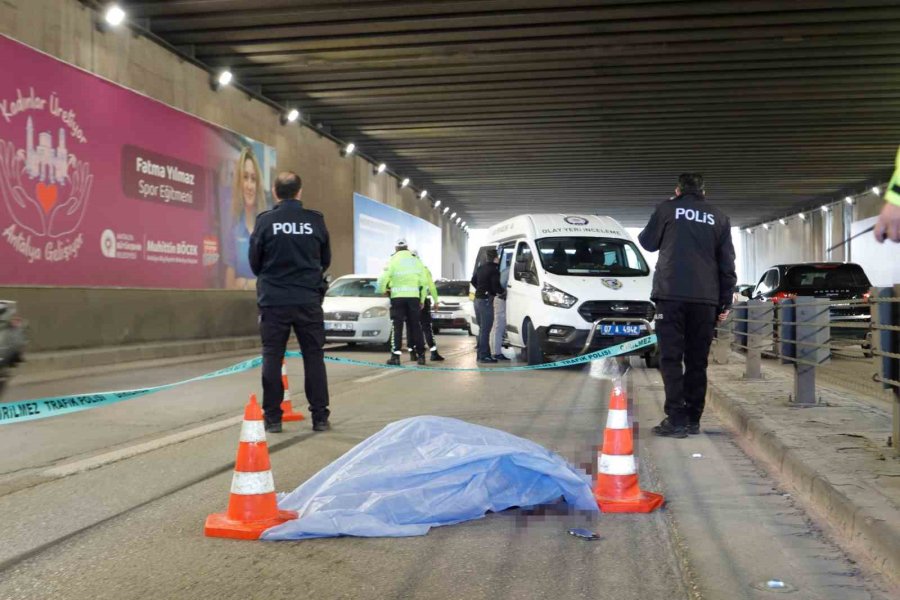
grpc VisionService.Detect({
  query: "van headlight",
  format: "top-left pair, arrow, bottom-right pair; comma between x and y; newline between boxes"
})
541,283 -> 578,308
362,306 -> 388,319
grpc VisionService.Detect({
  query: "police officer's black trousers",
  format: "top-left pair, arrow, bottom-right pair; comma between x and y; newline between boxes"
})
390,297 -> 424,354
420,298 -> 436,350
259,304 -> 330,424
654,300 -> 717,427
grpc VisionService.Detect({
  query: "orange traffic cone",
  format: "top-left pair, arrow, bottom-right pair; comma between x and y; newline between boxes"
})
280,360 -> 305,422
593,384 -> 665,513
205,394 -> 297,539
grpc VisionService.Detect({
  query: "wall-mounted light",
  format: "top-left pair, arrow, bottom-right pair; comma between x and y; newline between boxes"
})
400,178 -> 410,189
104,4 -> 126,26
211,70 -> 233,90
341,142 -> 356,157
450,212 -> 457,219
821,205 -> 830,213
844,196 -> 853,205
442,207 -> 450,215
280,108 -> 300,125
419,190 -> 428,200
799,213 -> 807,221
433,200 -> 442,209
374,163 -> 387,175
872,186 -> 881,195
763,223 -> 770,230
779,219 -> 786,226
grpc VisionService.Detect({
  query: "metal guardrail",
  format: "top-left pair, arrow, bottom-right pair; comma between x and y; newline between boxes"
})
714,286 -> 900,457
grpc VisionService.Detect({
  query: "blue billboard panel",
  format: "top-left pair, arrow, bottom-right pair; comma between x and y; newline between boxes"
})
353,193 -> 442,277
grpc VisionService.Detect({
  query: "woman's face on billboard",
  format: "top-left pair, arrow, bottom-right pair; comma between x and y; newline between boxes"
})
242,157 -> 258,209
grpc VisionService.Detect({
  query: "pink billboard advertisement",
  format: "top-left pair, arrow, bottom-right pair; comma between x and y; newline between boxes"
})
0,35 -> 278,290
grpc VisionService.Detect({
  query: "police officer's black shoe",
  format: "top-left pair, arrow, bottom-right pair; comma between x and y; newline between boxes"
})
312,419 -> 330,432
652,418 -> 687,439
387,355 -> 401,366
430,350 -> 445,361
265,421 -> 283,434
409,349 -> 418,361
417,354 -> 427,366
493,354 -> 510,361
478,356 -> 498,364
686,422 -> 701,435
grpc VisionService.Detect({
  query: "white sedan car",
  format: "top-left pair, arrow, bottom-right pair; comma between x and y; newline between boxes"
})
322,275 -> 391,345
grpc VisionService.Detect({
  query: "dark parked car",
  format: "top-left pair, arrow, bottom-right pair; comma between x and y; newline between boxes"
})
751,262 -> 872,342
0,300 -> 27,396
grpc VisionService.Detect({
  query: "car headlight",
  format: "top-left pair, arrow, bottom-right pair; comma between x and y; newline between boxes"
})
361,306 -> 389,319
541,283 -> 578,308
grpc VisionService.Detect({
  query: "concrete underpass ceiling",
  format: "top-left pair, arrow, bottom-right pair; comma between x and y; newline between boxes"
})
123,0 -> 900,227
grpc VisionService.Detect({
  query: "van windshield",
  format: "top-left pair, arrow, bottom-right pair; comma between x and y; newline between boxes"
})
536,237 -> 649,277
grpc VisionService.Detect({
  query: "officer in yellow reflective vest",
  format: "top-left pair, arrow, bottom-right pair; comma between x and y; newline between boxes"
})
377,239 -> 429,366
876,147 -> 900,243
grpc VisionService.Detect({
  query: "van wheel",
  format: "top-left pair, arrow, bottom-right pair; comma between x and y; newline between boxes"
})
524,321 -> 545,366
644,352 -> 660,369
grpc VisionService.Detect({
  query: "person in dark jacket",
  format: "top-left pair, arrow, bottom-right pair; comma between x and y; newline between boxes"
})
249,171 -> 331,433
639,173 -> 737,438
471,248 -> 503,363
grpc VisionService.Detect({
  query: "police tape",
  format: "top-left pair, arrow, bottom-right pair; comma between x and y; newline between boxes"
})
0,335 -> 656,425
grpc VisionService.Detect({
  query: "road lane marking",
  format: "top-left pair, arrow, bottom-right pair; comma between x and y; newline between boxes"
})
41,415 -> 243,478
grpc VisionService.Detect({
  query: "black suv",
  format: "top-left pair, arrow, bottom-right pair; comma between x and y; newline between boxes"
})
751,262 -> 871,341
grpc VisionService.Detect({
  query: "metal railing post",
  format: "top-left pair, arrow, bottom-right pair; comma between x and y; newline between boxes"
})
874,286 -> 900,456
744,300 -> 772,380
792,296 -> 830,406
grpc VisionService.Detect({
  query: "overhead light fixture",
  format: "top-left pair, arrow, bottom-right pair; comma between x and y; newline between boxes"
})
341,142 -> 356,157
104,4 -> 126,26
280,108 -> 300,125
844,196 -> 853,205
821,205 -> 830,213
211,70 -> 233,90
799,212 -> 807,221
442,207 -> 449,215
433,200 -> 442,208
376,163 -> 387,175
872,186 -> 881,195
763,223 -> 770,230
450,212 -> 457,219
456,217 -> 462,225
779,218 -> 786,226
419,190 -> 428,200
400,178 -> 410,188
461,221 -> 467,227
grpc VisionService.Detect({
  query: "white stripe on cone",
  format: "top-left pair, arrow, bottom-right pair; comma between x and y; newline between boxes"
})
230,470 -> 275,495
599,453 -> 637,476
239,420 -> 266,443
605,409 -> 629,430
281,362 -> 287,377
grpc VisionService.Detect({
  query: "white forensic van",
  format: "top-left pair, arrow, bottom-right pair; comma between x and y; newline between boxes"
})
474,214 -> 659,367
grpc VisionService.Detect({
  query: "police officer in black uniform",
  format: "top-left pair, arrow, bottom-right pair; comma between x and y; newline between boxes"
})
249,171 -> 331,433
638,173 -> 736,438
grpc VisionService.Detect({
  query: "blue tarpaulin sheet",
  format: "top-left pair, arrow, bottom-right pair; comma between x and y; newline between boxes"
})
261,416 -> 598,540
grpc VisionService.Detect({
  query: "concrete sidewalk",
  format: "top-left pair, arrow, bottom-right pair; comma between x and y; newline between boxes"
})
705,354 -> 900,586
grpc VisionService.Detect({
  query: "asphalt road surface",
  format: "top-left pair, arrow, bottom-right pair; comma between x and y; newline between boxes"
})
0,334 -> 893,600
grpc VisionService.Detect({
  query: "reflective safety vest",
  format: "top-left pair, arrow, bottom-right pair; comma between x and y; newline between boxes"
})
886,147 -> 900,207
421,265 -> 440,305
377,250 -> 428,299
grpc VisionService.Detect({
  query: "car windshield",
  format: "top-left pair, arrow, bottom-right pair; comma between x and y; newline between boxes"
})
783,264 -> 870,290
326,278 -> 381,297
536,237 -> 649,276
436,281 -> 469,296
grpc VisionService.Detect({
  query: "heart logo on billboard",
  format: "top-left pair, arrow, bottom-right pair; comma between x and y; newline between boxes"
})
36,182 -> 58,214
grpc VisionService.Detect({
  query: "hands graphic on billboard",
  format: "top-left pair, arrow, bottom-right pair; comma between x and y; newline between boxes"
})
0,139 -> 44,235
48,159 -> 92,238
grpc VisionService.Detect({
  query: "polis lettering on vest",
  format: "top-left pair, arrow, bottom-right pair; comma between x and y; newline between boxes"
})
273,223 -> 314,235
675,207 -> 715,226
